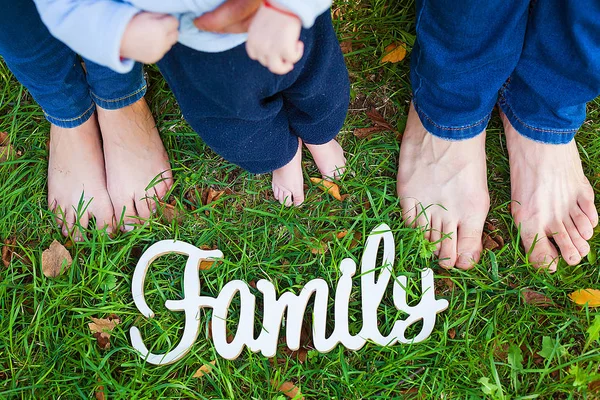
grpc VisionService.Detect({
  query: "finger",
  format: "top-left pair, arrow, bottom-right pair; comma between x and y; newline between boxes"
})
284,41 -> 304,64
194,0 -> 261,32
270,58 -> 294,75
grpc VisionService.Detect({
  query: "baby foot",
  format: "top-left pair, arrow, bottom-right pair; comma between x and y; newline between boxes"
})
397,103 -> 490,269
97,98 -> 173,230
305,139 -> 346,180
48,116 -> 115,239
502,112 -> 598,271
272,139 -> 304,207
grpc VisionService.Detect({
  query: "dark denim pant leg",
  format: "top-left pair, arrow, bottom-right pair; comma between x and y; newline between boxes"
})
282,12 -> 350,145
498,0 -> 600,144
0,0 -> 94,128
412,0 -> 530,140
84,60 -> 147,110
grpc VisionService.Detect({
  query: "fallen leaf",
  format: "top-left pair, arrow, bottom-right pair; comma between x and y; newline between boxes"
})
589,380 -> 600,393
309,241 -> 328,255
366,109 -> 396,131
310,178 -> 342,201
336,230 -> 348,240
199,258 -> 217,270
2,238 -> 16,267
272,380 -> 303,399
95,386 -> 105,400
193,360 -> 216,378
349,232 -> 362,250
448,328 -> 456,339
0,131 -> 8,145
203,188 -> 226,206
569,289 -> 600,307
41,240 -> 73,278
482,233 -> 500,251
353,126 -> 385,140
521,289 -> 554,307
381,42 -> 407,64
159,202 -> 184,224
340,40 -> 353,54
89,315 -> 121,350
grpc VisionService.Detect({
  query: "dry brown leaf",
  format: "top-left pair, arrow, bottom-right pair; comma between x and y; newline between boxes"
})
483,233 -> 500,251
42,240 -> 72,278
569,289 -> 600,307
89,315 -> 121,350
310,178 -> 342,201
353,126 -> 385,140
193,360 -> 216,378
521,289 -> 554,307
382,42 -> 407,64
366,109 -> 395,131
272,380 -> 303,399
2,238 -> 16,267
336,230 -> 348,240
199,258 -> 217,270
95,386 -> 105,400
309,241 -> 328,255
448,328 -> 456,339
589,380 -> 600,393
204,188 -> 226,206
160,202 -> 184,224
349,232 -> 362,250
340,40 -> 353,54
0,131 -> 8,145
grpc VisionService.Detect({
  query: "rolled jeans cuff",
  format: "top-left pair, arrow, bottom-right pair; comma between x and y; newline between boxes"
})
44,101 -> 95,129
412,99 -> 490,141
91,82 -> 147,110
497,96 -> 576,145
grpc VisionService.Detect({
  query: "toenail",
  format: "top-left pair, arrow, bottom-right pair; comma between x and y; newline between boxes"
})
457,253 -> 474,267
122,225 -> 134,232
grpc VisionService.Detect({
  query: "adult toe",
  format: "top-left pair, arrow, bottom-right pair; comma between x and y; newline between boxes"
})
438,220 -> 458,269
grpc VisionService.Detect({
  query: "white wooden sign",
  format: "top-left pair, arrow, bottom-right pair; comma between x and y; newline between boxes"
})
130,224 -> 449,365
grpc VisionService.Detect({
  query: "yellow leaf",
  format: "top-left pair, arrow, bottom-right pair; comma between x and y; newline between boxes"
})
199,258 -> 217,270
569,289 -> 600,307
381,42 -> 407,64
193,360 -> 216,378
310,178 -> 343,201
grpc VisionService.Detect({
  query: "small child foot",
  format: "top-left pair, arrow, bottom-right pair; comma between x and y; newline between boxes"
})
272,139 -> 304,207
305,140 -> 346,180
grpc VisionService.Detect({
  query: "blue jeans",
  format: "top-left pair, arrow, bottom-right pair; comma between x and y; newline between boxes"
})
0,0 -> 146,128
412,0 -> 600,144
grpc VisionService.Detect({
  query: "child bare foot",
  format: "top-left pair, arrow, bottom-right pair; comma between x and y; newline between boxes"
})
305,140 -> 346,180
48,117 -> 115,239
272,139 -> 304,207
97,99 -> 173,230
397,103 -> 490,269
502,113 -> 598,271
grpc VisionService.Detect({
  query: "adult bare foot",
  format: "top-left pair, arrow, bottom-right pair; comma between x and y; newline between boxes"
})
48,117 -> 115,239
97,99 -> 173,230
305,139 -> 346,180
502,113 -> 598,271
272,138 -> 304,207
397,103 -> 490,269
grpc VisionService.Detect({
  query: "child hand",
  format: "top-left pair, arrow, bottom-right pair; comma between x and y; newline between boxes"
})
121,12 -> 179,64
246,1 -> 304,75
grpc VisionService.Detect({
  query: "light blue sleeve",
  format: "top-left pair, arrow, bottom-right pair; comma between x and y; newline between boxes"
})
275,0 -> 332,28
33,0 -> 141,73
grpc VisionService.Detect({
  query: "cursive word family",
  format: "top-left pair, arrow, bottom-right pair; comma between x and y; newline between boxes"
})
130,224 -> 449,365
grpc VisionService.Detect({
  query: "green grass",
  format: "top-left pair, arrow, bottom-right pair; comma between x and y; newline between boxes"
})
2,1 -> 600,398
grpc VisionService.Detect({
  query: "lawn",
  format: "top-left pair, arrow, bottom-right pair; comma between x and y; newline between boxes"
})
2,1 -> 600,398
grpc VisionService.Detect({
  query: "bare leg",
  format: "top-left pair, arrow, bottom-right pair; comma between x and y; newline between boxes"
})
97,98 -> 173,230
397,103 -> 490,269
305,139 -> 346,180
272,138 -> 304,207
502,112 -> 598,271
48,116 -> 115,238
